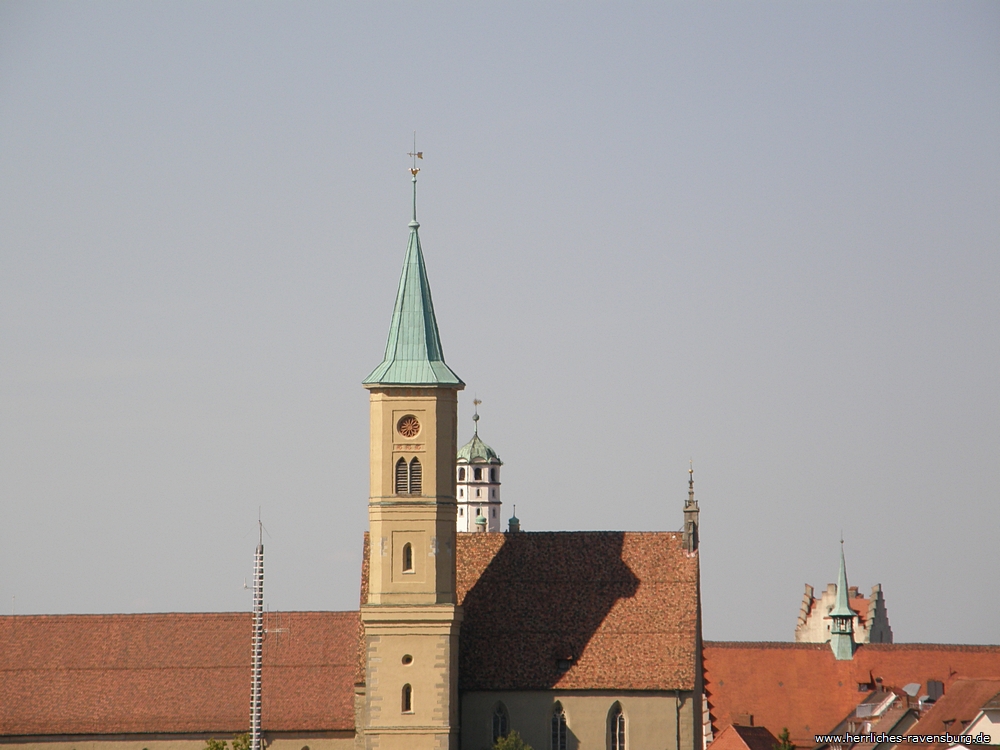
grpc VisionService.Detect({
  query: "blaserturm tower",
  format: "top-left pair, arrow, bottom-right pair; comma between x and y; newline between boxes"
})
359,157 -> 464,750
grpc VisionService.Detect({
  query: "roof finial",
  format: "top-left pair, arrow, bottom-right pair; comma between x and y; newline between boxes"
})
407,132 -> 423,225
472,397 -> 481,435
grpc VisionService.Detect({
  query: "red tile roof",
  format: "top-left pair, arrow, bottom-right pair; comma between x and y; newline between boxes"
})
711,724 -> 780,750
454,531 -> 700,691
904,679 -> 1000,750
703,642 -> 1000,749
0,611 -> 358,736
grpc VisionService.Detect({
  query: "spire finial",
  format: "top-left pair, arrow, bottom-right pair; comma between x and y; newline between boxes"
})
407,132 -> 423,224
472,397 -> 481,435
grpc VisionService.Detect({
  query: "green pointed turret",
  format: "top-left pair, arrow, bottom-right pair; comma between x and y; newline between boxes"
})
363,174 -> 463,387
829,542 -> 857,660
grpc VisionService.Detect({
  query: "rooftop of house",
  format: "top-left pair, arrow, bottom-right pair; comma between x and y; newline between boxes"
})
904,679 -> 1000,750
710,724 -> 781,750
703,642 -> 1000,748
0,611 -> 359,737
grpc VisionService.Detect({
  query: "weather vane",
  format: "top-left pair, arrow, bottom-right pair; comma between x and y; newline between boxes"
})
408,132 -> 423,176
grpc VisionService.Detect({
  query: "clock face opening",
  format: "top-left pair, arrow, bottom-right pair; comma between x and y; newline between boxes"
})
397,415 -> 421,438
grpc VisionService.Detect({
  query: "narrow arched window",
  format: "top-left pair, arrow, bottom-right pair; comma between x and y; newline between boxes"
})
490,468 -> 498,482
402,684 -> 412,713
474,467 -> 482,481
552,702 -> 567,750
458,467 -> 466,481
409,457 -> 422,494
492,702 -> 510,742
609,702 -> 626,750
402,542 -> 413,573
395,458 -> 408,494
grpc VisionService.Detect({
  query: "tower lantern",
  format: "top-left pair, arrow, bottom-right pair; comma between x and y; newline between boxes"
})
456,400 -> 503,532
828,540 -> 857,660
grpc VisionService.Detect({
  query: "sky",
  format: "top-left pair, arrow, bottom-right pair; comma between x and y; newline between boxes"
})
1,2 -> 997,644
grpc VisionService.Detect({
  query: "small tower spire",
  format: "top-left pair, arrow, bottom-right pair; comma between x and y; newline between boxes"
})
472,398 -> 481,435
829,539 -> 857,660
362,144 -> 461,387
682,461 -> 700,553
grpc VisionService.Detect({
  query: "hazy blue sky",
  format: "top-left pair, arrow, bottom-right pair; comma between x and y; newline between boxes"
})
1,2 -> 997,643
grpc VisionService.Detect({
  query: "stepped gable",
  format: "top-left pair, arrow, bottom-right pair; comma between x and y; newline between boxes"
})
703,642 -> 1000,747
0,611 -> 358,736
455,531 -> 699,691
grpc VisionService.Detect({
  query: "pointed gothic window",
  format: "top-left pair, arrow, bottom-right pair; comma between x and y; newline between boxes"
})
609,702 -> 625,750
552,702 -> 567,750
395,458 -> 408,494
458,468 -> 466,481
402,543 -> 413,573
492,702 -> 510,742
402,684 -> 412,713
409,458 -> 422,494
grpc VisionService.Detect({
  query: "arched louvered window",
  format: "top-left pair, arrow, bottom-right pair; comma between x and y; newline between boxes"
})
408,457 -> 421,494
552,702 -> 567,750
609,702 -> 625,750
458,467 -> 466,481
401,684 -> 412,713
402,542 -> 413,573
492,702 -> 510,742
490,468 -> 498,482
395,458 -> 408,494
395,457 -> 422,494
474,467 -> 482,481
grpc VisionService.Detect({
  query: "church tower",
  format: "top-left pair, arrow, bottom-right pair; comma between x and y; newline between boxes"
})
359,162 -> 464,750
455,402 -> 503,533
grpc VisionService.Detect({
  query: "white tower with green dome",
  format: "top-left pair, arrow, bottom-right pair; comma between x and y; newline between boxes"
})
456,400 -> 503,532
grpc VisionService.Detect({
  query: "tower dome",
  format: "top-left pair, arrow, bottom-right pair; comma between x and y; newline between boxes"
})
456,402 -> 503,532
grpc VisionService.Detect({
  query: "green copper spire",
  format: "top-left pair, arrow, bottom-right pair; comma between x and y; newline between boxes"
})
829,540 -> 857,660
363,169 -> 463,387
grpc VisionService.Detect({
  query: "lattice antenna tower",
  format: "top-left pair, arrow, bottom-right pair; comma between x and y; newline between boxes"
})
250,520 -> 264,750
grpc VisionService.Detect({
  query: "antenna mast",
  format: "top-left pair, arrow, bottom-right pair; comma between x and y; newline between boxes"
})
250,521 -> 264,750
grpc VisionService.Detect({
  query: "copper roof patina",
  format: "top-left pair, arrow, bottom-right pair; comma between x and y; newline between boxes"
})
363,175 -> 462,387
457,432 -> 501,464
